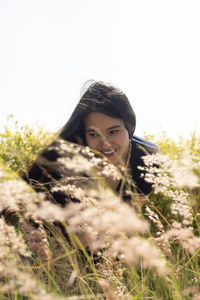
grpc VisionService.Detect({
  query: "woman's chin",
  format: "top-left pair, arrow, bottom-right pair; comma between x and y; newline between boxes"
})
109,157 -> 124,168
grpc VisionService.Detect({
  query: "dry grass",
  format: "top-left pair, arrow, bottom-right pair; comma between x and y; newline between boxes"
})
0,132 -> 200,299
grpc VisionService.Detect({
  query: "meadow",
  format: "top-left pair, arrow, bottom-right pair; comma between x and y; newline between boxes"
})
0,116 -> 200,300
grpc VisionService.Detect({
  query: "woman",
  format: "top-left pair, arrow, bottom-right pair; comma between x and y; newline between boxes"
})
21,80 -> 159,254
24,80 -> 158,205
57,80 -> 158,200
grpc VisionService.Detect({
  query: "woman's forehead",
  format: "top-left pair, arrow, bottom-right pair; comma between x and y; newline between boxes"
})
84,112 -> 125,130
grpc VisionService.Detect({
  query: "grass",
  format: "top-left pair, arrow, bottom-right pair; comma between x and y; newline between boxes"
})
0,120 -> 200,299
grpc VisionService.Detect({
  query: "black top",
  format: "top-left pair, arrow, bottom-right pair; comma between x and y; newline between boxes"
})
116,135 -> 159,200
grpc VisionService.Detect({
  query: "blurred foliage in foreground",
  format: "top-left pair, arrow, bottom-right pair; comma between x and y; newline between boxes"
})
0,117 -> 200,299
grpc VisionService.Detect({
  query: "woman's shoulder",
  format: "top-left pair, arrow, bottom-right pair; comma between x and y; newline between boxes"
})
131,135 -> 159,155
129,135 -> 159,195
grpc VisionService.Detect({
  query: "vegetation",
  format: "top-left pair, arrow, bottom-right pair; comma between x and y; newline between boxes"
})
0,118 -> 200,299
0,115 -> 54,173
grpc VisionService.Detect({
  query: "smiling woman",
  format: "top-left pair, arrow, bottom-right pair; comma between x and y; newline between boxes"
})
84,112 -> 130,166
58,80 -> 159,199
23,80 -> 159,207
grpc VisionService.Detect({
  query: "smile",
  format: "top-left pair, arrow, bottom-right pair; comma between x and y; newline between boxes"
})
102,149 -> 116,155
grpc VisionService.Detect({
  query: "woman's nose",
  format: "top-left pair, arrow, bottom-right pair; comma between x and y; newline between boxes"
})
99,135 -> 112,148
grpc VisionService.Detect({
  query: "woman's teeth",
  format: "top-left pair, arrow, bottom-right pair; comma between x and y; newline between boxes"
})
102,149 -> 115,155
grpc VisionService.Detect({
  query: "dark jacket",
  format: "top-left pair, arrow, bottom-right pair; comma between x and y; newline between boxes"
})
116,135 -> 159,200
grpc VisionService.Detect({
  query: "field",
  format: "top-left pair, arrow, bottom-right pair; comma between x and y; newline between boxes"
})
0,117 -> 200,300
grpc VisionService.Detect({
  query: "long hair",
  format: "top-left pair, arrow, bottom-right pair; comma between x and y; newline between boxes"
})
59,80 -> 136,145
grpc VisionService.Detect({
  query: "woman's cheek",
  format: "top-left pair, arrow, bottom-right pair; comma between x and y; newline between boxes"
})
86,137 -> 97,149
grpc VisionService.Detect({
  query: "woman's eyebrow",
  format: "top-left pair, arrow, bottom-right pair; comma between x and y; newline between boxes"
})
85,125 -> 122,133
107,125 -> 122,130
85,129 -> 96,133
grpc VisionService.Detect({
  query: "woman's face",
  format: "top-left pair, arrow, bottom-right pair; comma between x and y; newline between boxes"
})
84,112 -> 130,166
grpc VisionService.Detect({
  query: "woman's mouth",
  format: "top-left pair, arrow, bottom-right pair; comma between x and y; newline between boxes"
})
102,149 -> 116,157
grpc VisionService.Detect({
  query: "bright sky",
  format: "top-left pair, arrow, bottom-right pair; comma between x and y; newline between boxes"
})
0,0 -> 200,139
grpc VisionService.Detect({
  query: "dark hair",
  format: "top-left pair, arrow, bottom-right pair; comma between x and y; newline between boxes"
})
59,81 -> 136,145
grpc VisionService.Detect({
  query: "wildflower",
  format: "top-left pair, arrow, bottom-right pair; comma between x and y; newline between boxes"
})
99,279 -> 118,300
58,155 -> 92,175
141,153 -> 194,226
1,263 -> 65,300
0,218 -> 30,259
163,221 -> 200,254
170,153 -> 199,189
144,206 -> 164,232
112,236 -> 167,275
20,216 -> 50,262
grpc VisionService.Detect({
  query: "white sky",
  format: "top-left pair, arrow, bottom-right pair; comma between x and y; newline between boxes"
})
0,0 -> 200,139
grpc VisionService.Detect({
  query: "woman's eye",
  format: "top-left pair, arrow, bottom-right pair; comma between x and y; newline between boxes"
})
88,132 -> 99,137
110,130 -> 119,135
